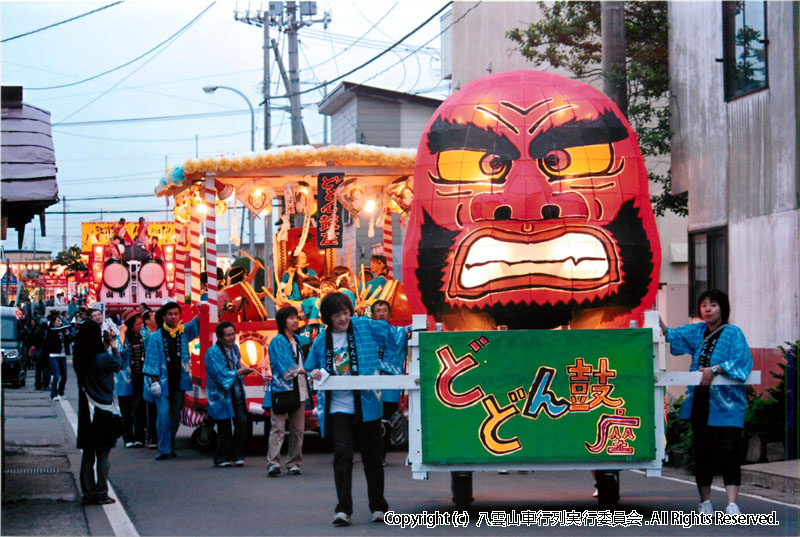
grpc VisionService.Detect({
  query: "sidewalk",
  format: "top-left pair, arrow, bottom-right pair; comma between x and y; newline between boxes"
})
2,379 -> 88,536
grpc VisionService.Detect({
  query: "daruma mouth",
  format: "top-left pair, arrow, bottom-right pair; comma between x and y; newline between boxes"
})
447,226 -> 620,300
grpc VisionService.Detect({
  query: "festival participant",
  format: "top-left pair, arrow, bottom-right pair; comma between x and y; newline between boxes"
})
112,218 -> 133,246
140,310 -> 159,449
265,306 -> 309,477
105,235 -> 124,264
147,235 -> 163,262
135,217 -> 150,245
280,252 -> 317,301
305,292 -> 408,526
74,321 -> 121,505
362,256 -> 388,298
331,266 -> 357,309
117,310 -> 146,448
143,301 -> 199,460
660,289 -> 753,515
370,299 -> 404,460
205,321 -> 253,467
44,314 -> 72,401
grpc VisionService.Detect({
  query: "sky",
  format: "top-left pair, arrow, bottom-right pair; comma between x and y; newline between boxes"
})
1,0 -> 451,254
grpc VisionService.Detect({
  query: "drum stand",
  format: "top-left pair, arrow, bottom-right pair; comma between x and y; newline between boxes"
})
128,260 -> 141,303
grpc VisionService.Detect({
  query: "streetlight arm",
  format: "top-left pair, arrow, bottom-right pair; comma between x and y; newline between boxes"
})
203,85 -> 255,151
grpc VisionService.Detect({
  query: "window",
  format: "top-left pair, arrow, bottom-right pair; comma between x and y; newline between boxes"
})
688,228 -> 727,316
722,1 -> 768,100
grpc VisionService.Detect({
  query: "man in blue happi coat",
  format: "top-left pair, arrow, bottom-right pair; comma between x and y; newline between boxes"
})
143,301 -> 198,460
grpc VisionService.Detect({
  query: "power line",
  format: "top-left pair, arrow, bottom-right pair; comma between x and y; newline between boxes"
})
64,193 -> 155,201
262,1 -> 453,103
27,2 -> 215,91
2,2 -> 124,43
46,209 -> 167,215
54,108 -> 252,127
54,128 -> 251,143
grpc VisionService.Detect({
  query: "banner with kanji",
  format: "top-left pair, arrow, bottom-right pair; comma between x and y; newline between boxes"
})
316,173 -> 344,249
419,329 -> 655,464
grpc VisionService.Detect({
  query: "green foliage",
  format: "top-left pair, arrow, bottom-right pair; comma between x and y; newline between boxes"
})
506,1 -> 687,217
665,396 -> 695,472
51,245 -> 87,272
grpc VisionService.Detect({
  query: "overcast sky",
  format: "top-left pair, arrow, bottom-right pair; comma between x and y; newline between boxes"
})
1,0 -> 450,253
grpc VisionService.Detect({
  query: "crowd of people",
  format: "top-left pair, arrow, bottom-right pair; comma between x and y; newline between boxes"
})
10,266 -> 753,523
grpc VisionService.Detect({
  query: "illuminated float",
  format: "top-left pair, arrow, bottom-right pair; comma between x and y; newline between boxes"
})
403,70 -> 661,331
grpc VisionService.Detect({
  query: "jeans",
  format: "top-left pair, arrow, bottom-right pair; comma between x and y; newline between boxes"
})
155,389 -> 184,455
80,445 -> 111,501
329,413 -> 387,515
214,391 -> 248,464
267,403 -> 305,469
49,354 -> 67,398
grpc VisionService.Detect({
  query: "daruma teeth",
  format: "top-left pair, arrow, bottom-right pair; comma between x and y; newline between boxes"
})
460,233 -> 609,289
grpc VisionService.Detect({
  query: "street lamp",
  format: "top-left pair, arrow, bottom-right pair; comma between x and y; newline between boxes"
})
203,85 -> 257,260
203,85 -> 255,151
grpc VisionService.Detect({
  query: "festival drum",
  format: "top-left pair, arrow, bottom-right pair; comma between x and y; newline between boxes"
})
103,261 -> 129,293
139,261 -> 165,291
218,281 -> 268,323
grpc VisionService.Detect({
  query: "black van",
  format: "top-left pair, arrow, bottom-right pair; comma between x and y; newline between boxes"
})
1,307 -> 26,388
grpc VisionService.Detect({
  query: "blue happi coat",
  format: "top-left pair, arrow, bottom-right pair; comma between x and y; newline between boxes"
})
142,318 -> 199,394
204,343 -> 245,420
666,322 -> 753,427
304,316 -> 407,437
262,333 -> 304,410
114,335 -> 133,397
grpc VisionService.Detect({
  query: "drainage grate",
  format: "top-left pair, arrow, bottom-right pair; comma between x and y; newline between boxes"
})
4,467 -> 60,475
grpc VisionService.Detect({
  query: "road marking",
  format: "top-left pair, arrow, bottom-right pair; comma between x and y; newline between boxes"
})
60,398 -> 140,537
631,469 -> 800,509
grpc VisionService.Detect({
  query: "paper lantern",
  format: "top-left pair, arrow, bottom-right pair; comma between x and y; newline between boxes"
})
402,70 -> 661,330
238,338 -> 265,367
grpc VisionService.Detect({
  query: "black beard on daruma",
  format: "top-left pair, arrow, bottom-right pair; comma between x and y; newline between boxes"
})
414,199 -> 653,329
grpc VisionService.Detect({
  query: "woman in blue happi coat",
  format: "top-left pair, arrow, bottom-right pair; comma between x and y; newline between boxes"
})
205,321 -> 253,467
660,289 -> 752,516
305,292 -> 408,526
263,305 -> 310,477
143,301 -> 199,459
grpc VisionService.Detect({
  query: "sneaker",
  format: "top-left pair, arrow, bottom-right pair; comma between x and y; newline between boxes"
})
233,459 -> 245,467
124,442 -> 135,448
51,395 -> 61,401
267,465 -> 280,477
148,441 -> 158,449
59,394 -> 67,399
371,511 -> 385,523
287,466 -> 301,475
332,512 -> 351,526
96,497 -> 116,505
214,461 -> 232,468
155,453 -> 171,461
592,487 -> 599,498
498,470 -> 509,475
725,503 -> 741,515
697,500 -> 714,514
132,441 -> 144,448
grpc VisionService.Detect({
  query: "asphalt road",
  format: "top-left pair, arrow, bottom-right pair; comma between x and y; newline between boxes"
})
56,368 -> 799,536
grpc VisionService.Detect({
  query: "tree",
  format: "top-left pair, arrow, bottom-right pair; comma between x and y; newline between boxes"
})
51,245 -> 87,272
507,1 -> 687,217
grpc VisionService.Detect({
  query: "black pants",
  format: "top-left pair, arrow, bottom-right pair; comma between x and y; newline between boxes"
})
692,421 -> 742,487
35,354 -> 50,389
214,391 -> 247,464
80,445 -> 111,502
119,372 -> 146,444
329,413 -> 388,515
146,401 -> 158,445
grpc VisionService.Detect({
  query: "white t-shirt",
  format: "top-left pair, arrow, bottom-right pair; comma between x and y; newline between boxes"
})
328,330 -> 355,414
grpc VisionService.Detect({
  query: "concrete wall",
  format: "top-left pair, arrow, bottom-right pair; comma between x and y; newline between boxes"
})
356,97 -> 400,147
399,102 -> 437,148
669,2 -> 799,355
330,98 -> 357,145
448,1 -> 545,87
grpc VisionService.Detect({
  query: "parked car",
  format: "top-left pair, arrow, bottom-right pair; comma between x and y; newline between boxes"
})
1,306 -> 26,388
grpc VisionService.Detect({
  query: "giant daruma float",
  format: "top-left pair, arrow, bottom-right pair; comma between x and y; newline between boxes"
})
403,70 -> 661,330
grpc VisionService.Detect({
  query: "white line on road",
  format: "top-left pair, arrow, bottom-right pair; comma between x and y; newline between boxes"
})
60,397 -> 140,537
631,469 -> 800,509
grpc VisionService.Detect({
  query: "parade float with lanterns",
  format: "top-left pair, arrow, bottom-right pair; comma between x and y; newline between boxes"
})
155,142 -> 417,448
155,70 -> 759,504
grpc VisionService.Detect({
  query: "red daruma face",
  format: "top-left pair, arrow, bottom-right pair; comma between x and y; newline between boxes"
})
402,71 -> 661,330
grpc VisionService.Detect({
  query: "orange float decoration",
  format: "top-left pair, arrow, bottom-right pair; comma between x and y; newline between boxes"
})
403,70 -> 661,330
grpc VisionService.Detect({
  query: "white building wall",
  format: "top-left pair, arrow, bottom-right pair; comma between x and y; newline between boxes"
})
399,102 -> 438,149
330,98 -> 357,145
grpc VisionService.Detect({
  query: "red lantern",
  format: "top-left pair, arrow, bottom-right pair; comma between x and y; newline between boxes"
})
402,70 -> 661,330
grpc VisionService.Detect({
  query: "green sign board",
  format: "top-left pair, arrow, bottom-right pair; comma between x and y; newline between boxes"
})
419,329 -> 655,464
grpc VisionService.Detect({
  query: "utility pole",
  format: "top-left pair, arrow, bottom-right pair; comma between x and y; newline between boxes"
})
271,38 -> 309,144
601,1 -> 627,116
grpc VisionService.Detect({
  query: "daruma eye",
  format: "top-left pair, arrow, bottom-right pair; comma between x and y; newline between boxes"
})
539,143 -> 613,179
436,150 -> 511,183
